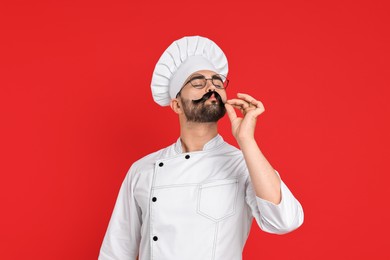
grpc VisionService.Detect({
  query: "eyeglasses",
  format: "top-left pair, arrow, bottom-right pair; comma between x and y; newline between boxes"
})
184,73 -> 229,90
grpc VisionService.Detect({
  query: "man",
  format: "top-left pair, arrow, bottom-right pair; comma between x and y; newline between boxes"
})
99,36 -> 304,260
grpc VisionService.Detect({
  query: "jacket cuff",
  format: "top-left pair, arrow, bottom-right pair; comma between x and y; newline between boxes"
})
256,181 -> 304,234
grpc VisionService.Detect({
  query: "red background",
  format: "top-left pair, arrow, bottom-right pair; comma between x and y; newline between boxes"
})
1,0 -> 389,259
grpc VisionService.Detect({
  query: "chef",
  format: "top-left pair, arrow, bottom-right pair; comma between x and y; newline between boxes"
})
99,36 -> 304,260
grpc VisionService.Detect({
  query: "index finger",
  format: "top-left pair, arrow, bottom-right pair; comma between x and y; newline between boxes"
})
237,93 -> 262,107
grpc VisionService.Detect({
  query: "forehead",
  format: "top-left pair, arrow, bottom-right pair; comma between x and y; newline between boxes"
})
188,70 -> 218,78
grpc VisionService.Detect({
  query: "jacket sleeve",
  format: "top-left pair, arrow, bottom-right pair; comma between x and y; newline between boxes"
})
245,170 -> 304,234
99,166 -> 142,260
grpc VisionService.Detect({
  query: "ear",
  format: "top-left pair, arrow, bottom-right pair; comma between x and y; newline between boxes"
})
170,98 -> 182,114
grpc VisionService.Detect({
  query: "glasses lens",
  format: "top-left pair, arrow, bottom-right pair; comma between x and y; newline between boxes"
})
189,75 -> 206,88
212,74 -> 227,89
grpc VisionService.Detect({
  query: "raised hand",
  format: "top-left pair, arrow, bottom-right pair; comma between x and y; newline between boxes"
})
225,93 -> 265,143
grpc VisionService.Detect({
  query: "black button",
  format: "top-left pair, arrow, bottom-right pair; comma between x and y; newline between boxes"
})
159,162 -> 164,167
153,236 -> 158,241
152,197 -> 157,202
185,155 -> 190,159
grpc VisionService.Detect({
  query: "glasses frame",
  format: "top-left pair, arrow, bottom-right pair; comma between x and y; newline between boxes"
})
183,73 -> 229,90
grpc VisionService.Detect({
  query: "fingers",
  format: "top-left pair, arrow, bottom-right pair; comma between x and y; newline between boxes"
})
226,93 -> 265,117
226,98 -> 251,109
225,99 -> 248,113
236,93 -> 264,110
224,103 -> 237,122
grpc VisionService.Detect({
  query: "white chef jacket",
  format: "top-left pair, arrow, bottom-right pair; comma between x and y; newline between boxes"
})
99,135 -> 304,260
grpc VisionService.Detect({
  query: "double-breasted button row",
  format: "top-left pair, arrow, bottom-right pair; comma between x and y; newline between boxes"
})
154,162 -> 163,244
158,155 -> 191,167
153,156 -> 192,245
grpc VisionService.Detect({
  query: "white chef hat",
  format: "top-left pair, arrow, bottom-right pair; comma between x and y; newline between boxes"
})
151,36 -> 228,106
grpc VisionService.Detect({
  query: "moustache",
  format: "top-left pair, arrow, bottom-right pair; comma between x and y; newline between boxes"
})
192,91 -> 224,105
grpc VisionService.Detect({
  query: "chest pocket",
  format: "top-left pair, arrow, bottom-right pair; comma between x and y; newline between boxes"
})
197,178 -> 239,222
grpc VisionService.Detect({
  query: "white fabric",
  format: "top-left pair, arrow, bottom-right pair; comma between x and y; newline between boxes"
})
169,56 -> 216,99
151,36 -> 228,106
99,135 -> 304,260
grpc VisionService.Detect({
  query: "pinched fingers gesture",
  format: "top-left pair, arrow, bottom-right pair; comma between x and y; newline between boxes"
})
225,93 -> 265,141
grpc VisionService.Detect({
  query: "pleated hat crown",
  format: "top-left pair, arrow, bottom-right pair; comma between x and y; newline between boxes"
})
151,36 -> 228,106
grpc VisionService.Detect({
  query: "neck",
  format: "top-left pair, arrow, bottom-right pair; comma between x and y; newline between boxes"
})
179,121 -> 218,153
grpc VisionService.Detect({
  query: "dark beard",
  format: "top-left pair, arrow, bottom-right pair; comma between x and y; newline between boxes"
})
181,91 -> 226,123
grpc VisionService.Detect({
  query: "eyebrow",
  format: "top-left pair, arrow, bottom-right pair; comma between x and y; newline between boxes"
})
189,75 -> 205,80
212,74 -> 223,80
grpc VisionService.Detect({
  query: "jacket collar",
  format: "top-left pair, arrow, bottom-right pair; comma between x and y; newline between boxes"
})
174,134 -> 224,154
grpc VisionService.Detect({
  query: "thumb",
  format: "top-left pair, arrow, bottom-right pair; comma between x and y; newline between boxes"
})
225,103 -> 237,123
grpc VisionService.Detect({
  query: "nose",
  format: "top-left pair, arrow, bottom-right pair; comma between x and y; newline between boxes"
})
204,79 -> 216,92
